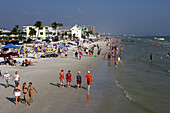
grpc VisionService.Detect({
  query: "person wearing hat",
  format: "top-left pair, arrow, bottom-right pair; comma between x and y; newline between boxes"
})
76,71 -> 82,89
2,71 -> 10,88
86,71 -> 92,91
66,70 -> 72,87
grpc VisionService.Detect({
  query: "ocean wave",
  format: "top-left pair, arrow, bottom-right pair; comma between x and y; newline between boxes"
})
115,79 -> 136,102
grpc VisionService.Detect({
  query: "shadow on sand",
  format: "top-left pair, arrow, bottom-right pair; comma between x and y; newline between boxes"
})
50,82 -> 87,90
0,83 -> 14,88
6,97 -> 25,105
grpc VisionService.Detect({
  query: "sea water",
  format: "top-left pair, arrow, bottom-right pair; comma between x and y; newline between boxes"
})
116,36 -> 170,113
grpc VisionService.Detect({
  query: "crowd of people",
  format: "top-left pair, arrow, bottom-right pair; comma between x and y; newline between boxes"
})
1,71 -> 37,105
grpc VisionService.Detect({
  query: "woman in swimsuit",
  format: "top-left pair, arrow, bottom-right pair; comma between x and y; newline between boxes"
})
13,82 -> 21,105
28,82 -> 37,105
22,82 -> 28,104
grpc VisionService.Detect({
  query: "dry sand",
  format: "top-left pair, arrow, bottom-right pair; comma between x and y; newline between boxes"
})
0,41 -> 107,113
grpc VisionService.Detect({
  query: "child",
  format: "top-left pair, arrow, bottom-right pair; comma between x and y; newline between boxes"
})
76,71 -> 82,89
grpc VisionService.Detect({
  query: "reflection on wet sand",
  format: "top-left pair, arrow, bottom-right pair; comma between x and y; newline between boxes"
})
85,91 -> 91,107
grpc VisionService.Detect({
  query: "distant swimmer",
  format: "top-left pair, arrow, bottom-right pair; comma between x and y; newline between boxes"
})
158,44 -> 160,48
167,53 -> 170,59
134,58 -> 137,61
150,53 -> 153,62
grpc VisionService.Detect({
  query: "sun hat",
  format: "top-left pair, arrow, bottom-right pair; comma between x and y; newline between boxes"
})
88,71 -> 90,73
5,71 -> 8,74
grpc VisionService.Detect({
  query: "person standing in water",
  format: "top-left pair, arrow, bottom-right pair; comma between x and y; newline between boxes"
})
22,82 -> 28,105
13,82 -> 21,105
59,70 -> 65,87
150,53 -> 153,62
28,82 -> 37,105
86,71 -> 92,91
66,70 -> 72,88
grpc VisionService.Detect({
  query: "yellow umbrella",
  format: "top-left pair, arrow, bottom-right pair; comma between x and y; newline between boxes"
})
17,48 -> 26,52
45,50 -> 56,53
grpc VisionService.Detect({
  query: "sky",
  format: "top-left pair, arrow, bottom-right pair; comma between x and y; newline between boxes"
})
0,0 -> 170,35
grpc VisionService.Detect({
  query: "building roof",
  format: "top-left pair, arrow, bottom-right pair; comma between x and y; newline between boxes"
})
58,26 -> 72,31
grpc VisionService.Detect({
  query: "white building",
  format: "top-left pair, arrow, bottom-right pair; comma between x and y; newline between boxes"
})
23,26 -> 57,40
70,25 -> 82,40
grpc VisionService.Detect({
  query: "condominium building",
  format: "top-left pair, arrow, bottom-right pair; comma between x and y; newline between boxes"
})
87,25 -> 95,34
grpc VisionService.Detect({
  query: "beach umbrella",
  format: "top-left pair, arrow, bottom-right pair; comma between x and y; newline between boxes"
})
2,44 -> 20,49
45,50 -> 56,53
17,48 -> 26,52
32,47 -> 41,51
59,44 -> 67,49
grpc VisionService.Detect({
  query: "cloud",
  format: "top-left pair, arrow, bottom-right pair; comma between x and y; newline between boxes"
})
77,8 -> 83,14
162,13 -> 169,17
23,11 -> 43,15
23,12 -> 29,14
33,12 -> 43,15
66,16 -> 72,18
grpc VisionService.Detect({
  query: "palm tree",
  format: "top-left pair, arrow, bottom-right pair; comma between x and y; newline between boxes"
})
29,28 -> 36,37
34,21 -> 42,38
51,22 -> 57,29
68,34 -> 72,40
73,34 -> 76,40
51,22 -> 58,38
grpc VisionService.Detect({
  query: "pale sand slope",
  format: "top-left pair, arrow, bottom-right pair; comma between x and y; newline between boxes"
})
0,41 -> 107,113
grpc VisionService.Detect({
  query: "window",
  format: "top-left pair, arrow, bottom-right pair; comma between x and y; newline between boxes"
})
40,32 -> 43,35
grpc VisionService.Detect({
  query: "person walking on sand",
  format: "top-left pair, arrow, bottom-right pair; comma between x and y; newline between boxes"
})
13,82 -> 21,105
77,71 -> 82,89
0,70 -> 2,76
28,82 -> 37,105
2,71 -> 10,88
22,82 -> 28,104
12,71 -> 20,85
86,71 -> 92,91
66,70 -> 72,87
79,51 -> 82,60
60,70 -> 65,87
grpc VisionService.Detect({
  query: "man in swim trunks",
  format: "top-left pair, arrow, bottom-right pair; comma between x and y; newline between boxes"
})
66,70 -> 72,87
12,71 -> 20,85
86,71 -> 92,91
59,70 -> 65,87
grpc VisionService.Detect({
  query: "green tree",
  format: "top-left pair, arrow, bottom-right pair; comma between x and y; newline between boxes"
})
64,32 -> 67,36
51,22 -> 57,29
34,21 -> 42,37
73,34 -> 76,40
68,34 -> 72,40
86,32 -> 89,38
29,28 -> 36,37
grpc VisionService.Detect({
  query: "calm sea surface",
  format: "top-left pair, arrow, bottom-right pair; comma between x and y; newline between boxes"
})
116,36 -> 170,113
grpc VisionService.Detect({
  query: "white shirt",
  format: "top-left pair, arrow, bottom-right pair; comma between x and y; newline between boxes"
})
14,74 -> 20,81
4,74 -> 10,80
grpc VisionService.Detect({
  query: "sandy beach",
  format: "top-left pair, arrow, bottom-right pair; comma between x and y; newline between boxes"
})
0,41 -> 107,113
